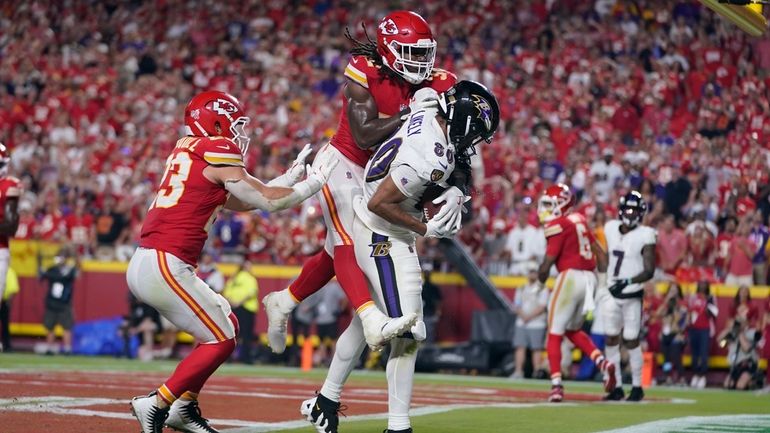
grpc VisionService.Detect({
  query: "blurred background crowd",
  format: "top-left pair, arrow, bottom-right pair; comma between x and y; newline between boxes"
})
1,0 -> 769,389
2,0 -> 769,283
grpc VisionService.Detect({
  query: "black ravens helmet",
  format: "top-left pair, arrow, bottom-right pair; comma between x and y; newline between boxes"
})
618,190 -> 647,228
438,80 -> 500,156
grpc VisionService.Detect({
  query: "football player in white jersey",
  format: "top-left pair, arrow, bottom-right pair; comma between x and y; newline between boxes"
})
597,191 -> 657,402
301,81 -> 499,433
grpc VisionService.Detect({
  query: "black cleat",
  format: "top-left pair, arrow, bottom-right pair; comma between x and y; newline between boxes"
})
384,429 -> 413,433
166,399 -> 220,433
626,386 -> 645,402
603,387 -> 625,401
301,393 -> 345,433
130,392 -> 170,433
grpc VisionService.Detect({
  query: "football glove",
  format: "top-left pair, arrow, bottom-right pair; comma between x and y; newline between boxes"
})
424,213 -> 460,238
432,186 -> 469,219
267,143 -> 313,187
609,278 -> 641,299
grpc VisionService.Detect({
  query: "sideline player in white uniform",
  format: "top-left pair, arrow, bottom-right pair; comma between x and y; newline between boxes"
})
301,81 -> 499,433
598,191 -> 657,402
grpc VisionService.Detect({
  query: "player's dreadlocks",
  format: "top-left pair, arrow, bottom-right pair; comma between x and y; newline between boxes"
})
344,23 -> 381,64
344,23 -> 400,80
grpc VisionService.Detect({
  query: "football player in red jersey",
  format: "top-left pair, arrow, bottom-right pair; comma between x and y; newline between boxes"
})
0,143 -> 20,352
262,11 -> 465,433
536,184 -> 616,403
127,90 -> 336,433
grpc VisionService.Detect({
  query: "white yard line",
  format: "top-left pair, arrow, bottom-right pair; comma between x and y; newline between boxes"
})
595,414 -> 770,433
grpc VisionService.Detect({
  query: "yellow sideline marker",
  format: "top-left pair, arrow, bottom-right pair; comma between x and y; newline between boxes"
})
700,0 -> 767,37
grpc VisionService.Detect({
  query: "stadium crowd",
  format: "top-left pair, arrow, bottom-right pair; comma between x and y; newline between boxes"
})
1,0 -> 769,279
2,0 -> 769,388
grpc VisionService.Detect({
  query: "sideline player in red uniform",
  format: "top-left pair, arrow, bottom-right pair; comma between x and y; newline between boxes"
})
536,183 -> 616,403
0,143 -> 20,352
127,90 -> 336,433
263,11 -> 460,353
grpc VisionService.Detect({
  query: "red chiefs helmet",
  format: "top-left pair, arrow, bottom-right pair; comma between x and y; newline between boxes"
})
376,10 -> 436,85
538,183 -> 574,224
184,91 -> 250,155
0,143 -> 10,176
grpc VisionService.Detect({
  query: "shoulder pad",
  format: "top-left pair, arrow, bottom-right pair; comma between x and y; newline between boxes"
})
544,223 -> 563,238
426,69 -> 458,92
4,176 -> 21,197
192,137 -> 244,167
345,56 -> 379,89
398,122 -> 453,184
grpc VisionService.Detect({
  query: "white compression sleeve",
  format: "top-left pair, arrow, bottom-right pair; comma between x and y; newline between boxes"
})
225,177 -> 319,212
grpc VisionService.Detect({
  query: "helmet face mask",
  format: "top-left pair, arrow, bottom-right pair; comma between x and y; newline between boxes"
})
387,39 -> 436,84
0,143 -> 9,177
229,117 -> 251,156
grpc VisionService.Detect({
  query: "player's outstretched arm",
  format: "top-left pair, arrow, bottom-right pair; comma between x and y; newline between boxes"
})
207,156 -> 337,212
346,81 -> 405,150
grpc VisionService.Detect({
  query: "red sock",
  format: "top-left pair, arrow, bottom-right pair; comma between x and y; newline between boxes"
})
288,250 -> 335,302
160,338 -> 235,401
565,329 -> 602,362
333,245 -> 373,312
546,333 -> 563,382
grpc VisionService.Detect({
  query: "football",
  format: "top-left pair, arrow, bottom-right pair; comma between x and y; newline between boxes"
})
420,184 -> 447,221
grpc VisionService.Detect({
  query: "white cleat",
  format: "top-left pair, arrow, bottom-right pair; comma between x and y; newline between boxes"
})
410,320 -> 427,341
166,399 -> 220,433
263,291 -> 293,353
362,311 -> 418,351
130,393 -> 169,433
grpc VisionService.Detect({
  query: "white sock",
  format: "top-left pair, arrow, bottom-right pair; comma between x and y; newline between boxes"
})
277,289 -> 298,313
386,337 -> 418,431
320,317 -> 366,402
628,346 -> 643,388
605,344 -> 622,388
551,374 -> 562,386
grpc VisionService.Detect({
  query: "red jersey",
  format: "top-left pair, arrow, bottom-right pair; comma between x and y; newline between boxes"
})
15,214 -> 36,240
38,211 -> 66,241
140,136 -> 244,265
66,213 -> 94,245
0,176 -> 20,248
332,55 -> 457,167
544,213 -> 596,273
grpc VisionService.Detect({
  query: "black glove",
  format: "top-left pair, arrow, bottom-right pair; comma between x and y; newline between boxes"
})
608,278 -> 632,298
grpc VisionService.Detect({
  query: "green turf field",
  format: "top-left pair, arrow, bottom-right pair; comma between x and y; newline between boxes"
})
0,353 -> 768,433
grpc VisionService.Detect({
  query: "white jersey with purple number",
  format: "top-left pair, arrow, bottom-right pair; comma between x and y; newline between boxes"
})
354,107 -> 455,239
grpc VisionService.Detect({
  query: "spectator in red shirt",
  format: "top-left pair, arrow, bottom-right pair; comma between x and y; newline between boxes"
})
38,202 -> 66,241
715,217 -> 737,280
688,280 -> 719,388
642,282 -> 663,355
726,221 -> 757,287
65,199 -> 95,257
657,215 -> 688,277
14,203 -> 37,240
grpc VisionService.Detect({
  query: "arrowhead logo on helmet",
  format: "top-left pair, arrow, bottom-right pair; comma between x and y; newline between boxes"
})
379,18 -> 399,35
